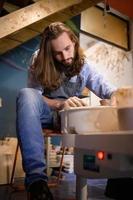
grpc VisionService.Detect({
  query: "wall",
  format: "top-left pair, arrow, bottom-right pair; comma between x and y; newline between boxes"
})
0,37 -> 40,138
80,18 -> 133,106
0,38 -> 40,183
130,20 -> 133,67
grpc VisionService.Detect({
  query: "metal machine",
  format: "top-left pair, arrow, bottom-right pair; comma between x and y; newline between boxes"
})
60,107 -> 133,200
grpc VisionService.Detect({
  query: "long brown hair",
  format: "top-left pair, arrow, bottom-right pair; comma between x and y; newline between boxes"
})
33,22 -> 85,91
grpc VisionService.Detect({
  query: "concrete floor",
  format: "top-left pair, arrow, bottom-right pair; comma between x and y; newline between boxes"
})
0,173 -> 114,200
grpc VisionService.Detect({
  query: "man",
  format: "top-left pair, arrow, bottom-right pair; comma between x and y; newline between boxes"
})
16,22 -> 116,200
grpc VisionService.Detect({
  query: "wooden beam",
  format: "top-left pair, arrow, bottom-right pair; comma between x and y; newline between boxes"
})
3,2 -> 20,13
8,28 -> 39,42
10,0 -> 102,40
0,0 -> 81,39
0,38 -> 20,54
0,0 -> 102,54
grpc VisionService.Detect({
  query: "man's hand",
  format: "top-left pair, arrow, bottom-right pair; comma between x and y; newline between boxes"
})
44,96 -> 89,110
100,93 -> 117,106
63,96 -> 88,109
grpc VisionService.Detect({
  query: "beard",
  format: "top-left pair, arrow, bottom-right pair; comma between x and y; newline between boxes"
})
55,57 -> 75,74
54,51 -> 83,78
61,58 -> 74,66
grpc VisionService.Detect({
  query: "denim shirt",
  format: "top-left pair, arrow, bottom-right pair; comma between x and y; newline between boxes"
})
28,56 -> 116,100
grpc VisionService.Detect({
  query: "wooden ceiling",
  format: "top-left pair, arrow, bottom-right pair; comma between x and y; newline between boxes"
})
0,0 -> 101,55
0,0 -> 132,55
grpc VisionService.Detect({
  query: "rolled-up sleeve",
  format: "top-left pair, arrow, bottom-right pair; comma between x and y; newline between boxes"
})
85,62 -> 116,99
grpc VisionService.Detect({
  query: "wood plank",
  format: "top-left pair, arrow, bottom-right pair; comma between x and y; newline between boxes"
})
27,19 -> 51,33
14,0 -> 101,41
62,0 -> 101,17
0,0 -> 81,39
8,0 -> 31,7
8,28 -> 39,42
29,0 -> 102,32
0,38 -> 20,54
3,2 -> 20,13
81,6 -> 129,50
0,0 -> 102,54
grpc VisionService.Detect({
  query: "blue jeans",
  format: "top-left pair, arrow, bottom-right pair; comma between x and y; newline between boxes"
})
16,88 -> 54,189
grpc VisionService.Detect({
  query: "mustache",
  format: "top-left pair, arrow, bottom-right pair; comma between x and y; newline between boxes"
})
62,57 -> 73,63
55,59 -> 73,72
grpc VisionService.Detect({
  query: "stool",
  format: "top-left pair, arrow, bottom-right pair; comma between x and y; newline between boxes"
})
10,128 -> 65,190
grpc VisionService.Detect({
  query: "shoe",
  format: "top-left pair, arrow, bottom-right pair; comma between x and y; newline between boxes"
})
105,178 -> 133,200
28,180 -> 54,200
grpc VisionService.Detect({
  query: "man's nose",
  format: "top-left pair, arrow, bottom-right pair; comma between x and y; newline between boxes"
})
61,52 -> 68,60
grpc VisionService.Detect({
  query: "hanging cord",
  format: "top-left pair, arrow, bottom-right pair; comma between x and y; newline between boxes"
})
103,0 -> 111,28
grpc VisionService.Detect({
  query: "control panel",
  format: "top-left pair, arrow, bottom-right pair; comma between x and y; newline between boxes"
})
74,148 -> 133,178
